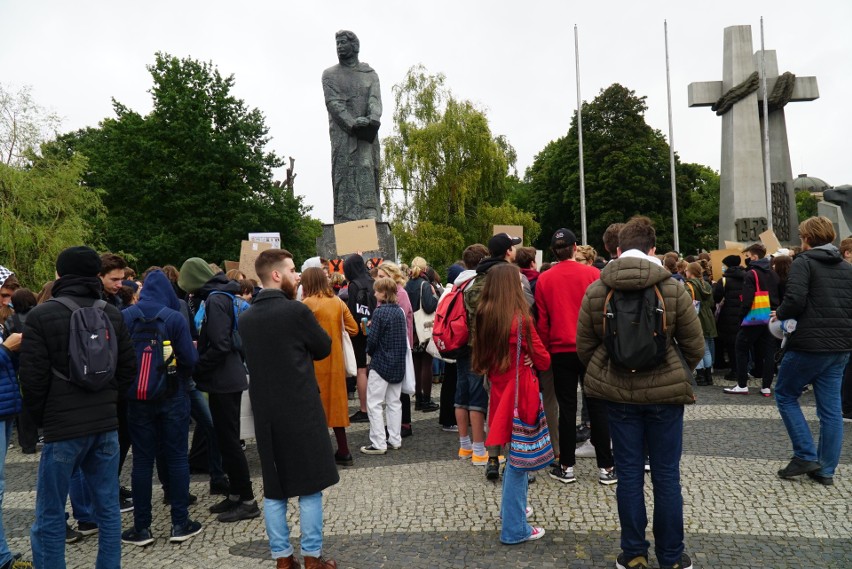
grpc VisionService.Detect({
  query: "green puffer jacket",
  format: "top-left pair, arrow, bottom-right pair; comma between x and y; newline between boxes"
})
577,255 -> 704,405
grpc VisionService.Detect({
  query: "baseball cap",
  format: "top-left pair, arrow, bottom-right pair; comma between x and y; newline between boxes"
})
488,233 -> 522,257
551,228 -> 578,248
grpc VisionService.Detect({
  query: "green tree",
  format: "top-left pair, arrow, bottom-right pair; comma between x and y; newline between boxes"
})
60,53 -> 320,269
0,148 -> 104,287
795,190 -> 819,221
518,84 -> 718,257
382,65 -> 538,272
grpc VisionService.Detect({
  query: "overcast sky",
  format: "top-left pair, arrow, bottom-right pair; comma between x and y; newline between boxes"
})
2,1 -> 849,224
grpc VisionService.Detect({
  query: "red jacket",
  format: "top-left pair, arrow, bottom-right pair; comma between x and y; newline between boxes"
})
485,317 -> 551,447
534,260 -> 600,353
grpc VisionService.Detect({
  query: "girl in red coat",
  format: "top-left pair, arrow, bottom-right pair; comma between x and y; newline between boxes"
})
472,264 -> 551,544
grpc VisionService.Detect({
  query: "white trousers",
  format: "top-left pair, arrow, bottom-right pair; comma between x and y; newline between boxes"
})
366,370 -> 403,450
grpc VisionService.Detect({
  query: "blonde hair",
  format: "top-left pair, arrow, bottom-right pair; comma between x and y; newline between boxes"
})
377,261 -> 407,285
409,256 -> 428,279
799,216 -> 836,247
686,262 -> 703,278
575,245 -> 597,265
373,277 -> 398,303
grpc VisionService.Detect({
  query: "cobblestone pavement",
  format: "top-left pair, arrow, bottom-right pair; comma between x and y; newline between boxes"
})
4,374 -> 851,568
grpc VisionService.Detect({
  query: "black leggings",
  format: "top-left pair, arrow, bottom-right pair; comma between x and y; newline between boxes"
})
208,392 -> 254,501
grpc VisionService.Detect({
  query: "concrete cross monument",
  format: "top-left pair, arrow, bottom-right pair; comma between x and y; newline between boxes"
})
688,25 -> 819,247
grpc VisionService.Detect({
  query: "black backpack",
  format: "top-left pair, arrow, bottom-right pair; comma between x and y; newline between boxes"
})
124,305 -> 178,401
603,285 -> 667,373
49,297 -> 118,391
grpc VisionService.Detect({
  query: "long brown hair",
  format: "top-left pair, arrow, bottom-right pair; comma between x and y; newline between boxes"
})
301,267 -> 334,298
472,264 -> 530,375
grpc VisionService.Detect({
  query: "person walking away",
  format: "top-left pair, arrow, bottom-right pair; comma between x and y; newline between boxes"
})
20,246 -> 136,569
405,257 -> 440,411
472,264 -> 550,544
577,216 -> 703,569
241,249 -> 339,569
774,217 -> 852,485
712,256 -> 746,381
342,255 -> 376,424
301,267 -> 359,466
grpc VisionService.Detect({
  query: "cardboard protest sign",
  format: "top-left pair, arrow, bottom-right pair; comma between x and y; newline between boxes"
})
239,240 -> 272,282
248,232 -> 281,249
223,261 -> 240,273
493,225 -> 524,241
333,219 -> 379,256
724,240 -> 747,251
759,229 -> 783,256
709,248 -> 745,283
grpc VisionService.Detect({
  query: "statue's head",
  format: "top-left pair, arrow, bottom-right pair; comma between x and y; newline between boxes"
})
335,30 -> 360,60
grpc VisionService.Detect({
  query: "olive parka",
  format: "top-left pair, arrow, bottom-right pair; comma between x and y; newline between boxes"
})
238,288 -> 339,500
577,253 -> 704,405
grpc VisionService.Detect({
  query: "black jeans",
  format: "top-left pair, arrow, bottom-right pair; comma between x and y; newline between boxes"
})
551,352 -> 613,469
439,362 -> 458,427
208,391 -> 254,501
842,360 -> 852,416
735,326 -> 777,389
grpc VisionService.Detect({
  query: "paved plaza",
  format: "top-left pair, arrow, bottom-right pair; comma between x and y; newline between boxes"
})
4,375 -> 851,568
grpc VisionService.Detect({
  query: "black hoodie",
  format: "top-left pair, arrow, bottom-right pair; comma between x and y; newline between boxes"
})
777,245 -> 852,352
195,274 -> 247,393
343,255 -> 376,330
739,257 -> 781,322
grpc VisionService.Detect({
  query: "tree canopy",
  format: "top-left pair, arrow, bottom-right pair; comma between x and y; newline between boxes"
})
382,65 -> 538,274
516,84 -> 719,257
60,53 -> 320,269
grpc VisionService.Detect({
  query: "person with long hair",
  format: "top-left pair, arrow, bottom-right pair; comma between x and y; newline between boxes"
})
685,262 -> 718,386
404,257 -> 439,412
301,268 -> 359,466
472,264 -> 550,545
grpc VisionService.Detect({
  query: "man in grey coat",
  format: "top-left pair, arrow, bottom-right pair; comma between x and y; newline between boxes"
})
239,248 -> 338,569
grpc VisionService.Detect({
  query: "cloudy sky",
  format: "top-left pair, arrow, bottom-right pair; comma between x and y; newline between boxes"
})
2,1 -> 849,224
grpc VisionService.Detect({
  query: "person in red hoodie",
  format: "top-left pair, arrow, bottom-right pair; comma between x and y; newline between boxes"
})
534,228 -> 616,485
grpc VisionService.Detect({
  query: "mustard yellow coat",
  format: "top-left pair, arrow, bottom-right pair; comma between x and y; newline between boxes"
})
302,295 -> 358,427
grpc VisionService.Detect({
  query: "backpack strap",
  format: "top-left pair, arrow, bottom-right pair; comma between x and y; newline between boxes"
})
602,287 -> 615,335
652,285 -> 667,334
48,296 -> 81,312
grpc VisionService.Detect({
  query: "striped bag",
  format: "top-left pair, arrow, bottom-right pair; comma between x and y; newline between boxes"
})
741,269 -> 771,326
508,319 -> 554,472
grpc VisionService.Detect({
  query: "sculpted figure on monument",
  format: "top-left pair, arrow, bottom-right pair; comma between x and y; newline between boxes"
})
322,30 -> 383,223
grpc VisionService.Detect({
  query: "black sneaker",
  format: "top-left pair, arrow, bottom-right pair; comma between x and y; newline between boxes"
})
163,492 -> 198,505
65,523 -> 82,544
659,553 -> 693,569
119,496 -> 133,513
807,471 -> 834,486
209,497 -> 240,514
334,452 -> 354,466
169,519 -> 203,543
419,400 -> 439,412
216,500 -> 260,523
349,410 -> 369,423
549,465 -> 576,484
485,458 -> 500,481
778,456 -> 822,479
400,424 -> 413,438
77,521 -> 98,536
575,423 -> 591,443
119,486 -> 132,500
615,552 -> 649,569
121,527 -> 154,547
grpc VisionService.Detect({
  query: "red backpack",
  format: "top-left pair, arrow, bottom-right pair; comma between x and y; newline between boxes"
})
432,277 -> 474,359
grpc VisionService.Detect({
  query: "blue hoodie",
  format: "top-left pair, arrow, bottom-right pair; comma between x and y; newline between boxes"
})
123,270 -> 198,380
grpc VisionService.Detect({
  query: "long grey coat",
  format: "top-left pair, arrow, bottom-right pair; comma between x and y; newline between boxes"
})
238,288 -> 338,499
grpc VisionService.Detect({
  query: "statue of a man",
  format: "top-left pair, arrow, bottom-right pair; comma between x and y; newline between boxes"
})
322,30 -> 383,223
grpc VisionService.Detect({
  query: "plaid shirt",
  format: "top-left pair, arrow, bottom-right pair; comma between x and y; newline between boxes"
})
366,304 -> 408,383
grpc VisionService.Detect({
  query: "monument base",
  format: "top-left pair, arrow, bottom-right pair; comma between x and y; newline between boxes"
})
316,221 -> 397,263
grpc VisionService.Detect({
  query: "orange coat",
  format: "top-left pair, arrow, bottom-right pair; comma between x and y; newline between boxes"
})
302,295 -> 358,427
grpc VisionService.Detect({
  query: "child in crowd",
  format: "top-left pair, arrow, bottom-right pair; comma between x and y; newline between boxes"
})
361,277 -> 408,455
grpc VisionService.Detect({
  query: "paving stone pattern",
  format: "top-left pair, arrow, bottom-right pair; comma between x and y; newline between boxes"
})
4,374 -> 851,568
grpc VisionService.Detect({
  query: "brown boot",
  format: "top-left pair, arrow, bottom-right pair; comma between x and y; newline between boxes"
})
304,556 -> 337,569
276,556 -> 300,569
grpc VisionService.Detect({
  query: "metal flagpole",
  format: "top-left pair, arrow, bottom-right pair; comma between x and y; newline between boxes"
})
664,20 -> 680,252
574,24 -> 587,245
760,16 -> 773,231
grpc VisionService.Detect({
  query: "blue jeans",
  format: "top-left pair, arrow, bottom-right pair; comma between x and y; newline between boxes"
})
695,337 -> 715,370
607,402 -> 685,566
31,431 -> 121,569
499,463 -> 532,544
128,390 -> 191,530
264,492 -> 323,559
0,420 -> 15,567
69,469 -> 94,524
453,354 -> 488,413
189,386 -> 226,484
775,351 -> 849,477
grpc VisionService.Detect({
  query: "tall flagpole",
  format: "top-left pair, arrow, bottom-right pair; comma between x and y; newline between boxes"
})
664,20 -> 680,252
574,24 -> 587,245
760,16 -> 773,231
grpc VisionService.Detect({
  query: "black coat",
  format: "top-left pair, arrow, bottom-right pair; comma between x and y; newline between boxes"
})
19,277 -> 136,443
739,258 -> 781,321
713,266 -> 746,337
238,288 -> 338,500
195,274 -> 247,393
777,246 -> 852,353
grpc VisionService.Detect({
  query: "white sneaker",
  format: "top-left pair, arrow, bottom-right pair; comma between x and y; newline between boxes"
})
760,388 -> 771,397
723,385 -> 749,395
575,439 -> 597,458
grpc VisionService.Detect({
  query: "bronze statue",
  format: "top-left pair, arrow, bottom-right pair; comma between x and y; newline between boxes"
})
322,30 -> 383,223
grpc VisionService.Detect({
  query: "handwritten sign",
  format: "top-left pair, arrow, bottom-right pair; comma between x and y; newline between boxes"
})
248,232 -> 281,249
239,240 -> 272,282
333,219 -> 379,255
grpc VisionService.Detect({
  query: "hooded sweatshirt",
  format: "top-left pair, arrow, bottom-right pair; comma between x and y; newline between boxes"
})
739,256 -> 781,322
776,244 -> 852,352
343,255 -> 376,324
124,271 -> 198,383
194,274 -> 247,393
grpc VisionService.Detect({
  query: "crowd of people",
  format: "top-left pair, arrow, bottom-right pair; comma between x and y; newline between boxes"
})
0,215 -> 848,569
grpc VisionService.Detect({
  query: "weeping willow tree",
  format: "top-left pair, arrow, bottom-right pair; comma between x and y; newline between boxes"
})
381,65 -> 538,274
0,148 -> 104,288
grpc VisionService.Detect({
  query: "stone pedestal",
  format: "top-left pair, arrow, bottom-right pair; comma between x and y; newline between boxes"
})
316,221 -> 397,262
818,187 -> 852,246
